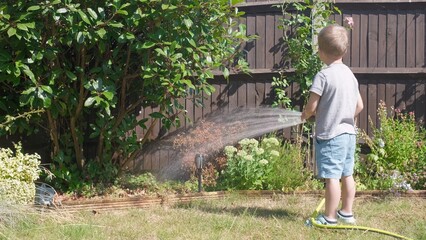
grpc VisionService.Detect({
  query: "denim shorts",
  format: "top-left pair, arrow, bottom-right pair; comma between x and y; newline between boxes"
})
315,133 -> 356,179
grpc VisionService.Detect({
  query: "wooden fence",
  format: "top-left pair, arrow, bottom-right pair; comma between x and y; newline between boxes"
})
133,0 -> 426,173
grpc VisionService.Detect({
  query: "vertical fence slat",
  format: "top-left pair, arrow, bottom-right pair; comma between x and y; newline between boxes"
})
343,12 -> 351,65
255,81 -> 265,106
265,13 -> 275,69
351,13 -> 360,67
416,9 -> 425,68
406,11 -> 416,68
360,13 -> 369,68
256,13 -> 266,69
368,12 -> 378,68
238,81 -> 247,108
367,79 -> 378,134
415,80 -> 426,123
378,12 -> 387,67
247,14 -> 256,69
387,12 -> 397,67
247,82 -> 256,107
274,14 -> 284,68
359,80 -> 368,133
397,12 -> 407,67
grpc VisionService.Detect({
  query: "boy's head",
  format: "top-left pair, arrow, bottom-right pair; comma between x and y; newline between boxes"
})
318,24 -> 348,59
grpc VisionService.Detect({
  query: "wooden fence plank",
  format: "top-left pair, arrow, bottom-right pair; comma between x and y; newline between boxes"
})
406,11 -> 416,68
351,13 -> 360,67
247,82 -> 257,107
342,12 -> 351,65
274,14 -> 285,68
255,81 -> 266,106
256,13 -> 266,69
361,13 -> 369,68
265,13 -> 276,69
387,12 -> 397,67
397,12 -> 407,67
416,9 -> 425,68
378,12 -> 387,68
368,12 -> 379,68
367,79 -> 378,133
246,13 -> 256,68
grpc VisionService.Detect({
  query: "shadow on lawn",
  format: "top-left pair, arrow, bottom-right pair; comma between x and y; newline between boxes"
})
174,202 -> 300,221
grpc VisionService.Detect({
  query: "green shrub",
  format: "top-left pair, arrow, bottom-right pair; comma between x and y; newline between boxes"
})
217,136 -> 312,191
358,101 -> 426,190
0,143 -> 41,204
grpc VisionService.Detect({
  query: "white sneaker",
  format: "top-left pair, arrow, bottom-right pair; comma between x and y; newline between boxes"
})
337,210 -> 356,224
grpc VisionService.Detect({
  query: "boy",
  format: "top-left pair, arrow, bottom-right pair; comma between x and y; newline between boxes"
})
301,24 -> 364,225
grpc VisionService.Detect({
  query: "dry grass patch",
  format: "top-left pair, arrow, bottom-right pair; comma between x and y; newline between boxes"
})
1,194 -> 425,240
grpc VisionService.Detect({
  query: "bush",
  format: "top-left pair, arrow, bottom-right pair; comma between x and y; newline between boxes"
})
0,143 -> 41,204
217,136 -> 312,191
357,101 -> 426,190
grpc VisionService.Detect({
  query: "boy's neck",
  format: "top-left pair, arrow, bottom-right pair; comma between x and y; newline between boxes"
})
324,57 -> 343,66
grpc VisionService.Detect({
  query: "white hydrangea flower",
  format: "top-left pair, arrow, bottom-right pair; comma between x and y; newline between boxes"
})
270,150 -> 280,157
224,146 -> 237,156
237,150 -> 247,157
255,147 -> 265,155
259,159 -> 268,165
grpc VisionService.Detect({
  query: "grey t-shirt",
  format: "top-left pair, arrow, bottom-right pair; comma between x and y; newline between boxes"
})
310,63 -> 359,140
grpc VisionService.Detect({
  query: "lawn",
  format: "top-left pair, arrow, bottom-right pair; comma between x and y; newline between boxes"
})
1,193 -> 425,240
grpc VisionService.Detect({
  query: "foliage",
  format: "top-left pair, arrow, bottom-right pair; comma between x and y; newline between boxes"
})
0,143 -> 41,204
273,0 -> 340,108
0,0 -> 251,192
357,101 -> 426,190
216,136 -> 312,191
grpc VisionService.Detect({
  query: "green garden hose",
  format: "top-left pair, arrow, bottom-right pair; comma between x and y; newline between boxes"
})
306,198 -> 413,240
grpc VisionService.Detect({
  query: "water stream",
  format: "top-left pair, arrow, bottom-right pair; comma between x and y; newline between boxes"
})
139,107 -> 304,180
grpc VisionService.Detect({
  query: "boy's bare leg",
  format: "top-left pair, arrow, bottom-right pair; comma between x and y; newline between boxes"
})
341,175 -> 356,214
324,178 -> 341,220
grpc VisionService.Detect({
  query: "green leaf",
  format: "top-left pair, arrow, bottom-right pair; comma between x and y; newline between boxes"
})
65,71 -> 77,81
27,6 -> 41,11
96,28 -> 106,39
184,19 -> 193,29
76,32 -> 85,44
40,85 -> 53,94
78,10 -> 91,24
84,97 -> 95,107
150,112 -> 164,119
141,41 -> 155,49
23,68 -> 36,83
108,21 -> 124,28
17,23 -> 28,31
56,8 -> 68,14
7,28 -> 16,37
87,8 -> 98,20
116,10 -> 128,15
102,91 -> 114,100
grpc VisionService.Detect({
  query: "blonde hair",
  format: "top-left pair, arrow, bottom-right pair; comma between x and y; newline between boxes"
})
318,24 -> 348,58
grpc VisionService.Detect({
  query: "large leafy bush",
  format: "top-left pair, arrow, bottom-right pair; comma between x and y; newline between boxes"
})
0,143 -> 41,204
0,0 -> 251,191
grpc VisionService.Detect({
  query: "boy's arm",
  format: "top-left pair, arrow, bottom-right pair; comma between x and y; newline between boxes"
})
354,94 -> 364,124
301,92 -> 321,122
354,94 -> 364,117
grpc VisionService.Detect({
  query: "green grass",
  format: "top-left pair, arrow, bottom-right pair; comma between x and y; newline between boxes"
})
1,194 -> 425,240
